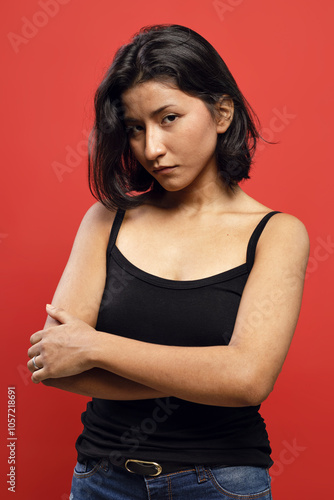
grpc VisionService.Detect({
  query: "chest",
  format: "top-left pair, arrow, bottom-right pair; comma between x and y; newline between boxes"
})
115,217 -> 254,281
99,252 -> 249,345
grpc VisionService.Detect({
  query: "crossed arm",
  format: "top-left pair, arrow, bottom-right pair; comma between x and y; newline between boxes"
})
27,202 -> 310,407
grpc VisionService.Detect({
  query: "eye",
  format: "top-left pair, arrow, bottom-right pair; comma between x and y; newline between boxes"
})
125,124 -> 144,136
162,114 -> 178,124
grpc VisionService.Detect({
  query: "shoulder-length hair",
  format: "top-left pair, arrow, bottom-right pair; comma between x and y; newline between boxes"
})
88,24 -> 261,210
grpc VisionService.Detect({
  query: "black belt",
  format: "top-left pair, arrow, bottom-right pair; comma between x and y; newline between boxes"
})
114,458 -> 224,477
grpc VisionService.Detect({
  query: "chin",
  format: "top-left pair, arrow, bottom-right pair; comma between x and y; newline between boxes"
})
158,184 -> 189,193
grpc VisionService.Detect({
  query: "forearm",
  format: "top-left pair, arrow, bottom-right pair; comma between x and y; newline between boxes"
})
90,333 -> 259,407
31,306 -> 277,406
42,368 -> 169,400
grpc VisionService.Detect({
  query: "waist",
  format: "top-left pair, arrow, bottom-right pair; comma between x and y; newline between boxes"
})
75,397 -> 273,468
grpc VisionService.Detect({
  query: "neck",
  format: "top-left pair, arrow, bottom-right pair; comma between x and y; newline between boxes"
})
153,178 -> 244,216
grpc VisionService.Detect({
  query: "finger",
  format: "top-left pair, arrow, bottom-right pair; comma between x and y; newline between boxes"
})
27,359 -> 35,374
31,366 -> 47,384
30,330 -> 43,346
33,354 -> 43,370
28,344 -> 41,359
31,369 -> 42,383
45,304 -> 76,324
27,354 -> 43,374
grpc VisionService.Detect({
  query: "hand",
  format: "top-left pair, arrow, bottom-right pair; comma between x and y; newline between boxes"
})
27,304 -> 98,383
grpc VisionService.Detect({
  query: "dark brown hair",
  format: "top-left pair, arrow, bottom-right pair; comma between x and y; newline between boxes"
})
88,24 -> 261,210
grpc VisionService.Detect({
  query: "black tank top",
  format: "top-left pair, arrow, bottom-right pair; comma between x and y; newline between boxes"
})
75,209 -> 281,467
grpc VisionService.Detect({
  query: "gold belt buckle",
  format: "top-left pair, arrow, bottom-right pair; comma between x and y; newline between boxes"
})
125,459 -> 163,477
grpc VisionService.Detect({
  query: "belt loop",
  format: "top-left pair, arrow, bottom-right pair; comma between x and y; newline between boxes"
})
100,458 -> 110,472
195,465 -> 207,483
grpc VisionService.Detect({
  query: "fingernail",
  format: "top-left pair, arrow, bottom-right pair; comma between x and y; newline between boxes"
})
46,303 -> 55,309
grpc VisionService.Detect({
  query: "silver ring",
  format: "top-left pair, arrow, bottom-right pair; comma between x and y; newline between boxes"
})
32,356 -> 41,370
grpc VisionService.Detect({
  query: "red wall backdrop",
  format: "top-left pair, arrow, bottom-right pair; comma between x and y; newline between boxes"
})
1,0 -> 333,498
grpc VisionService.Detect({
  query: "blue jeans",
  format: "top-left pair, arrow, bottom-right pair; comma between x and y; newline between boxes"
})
70,458 -> 273,499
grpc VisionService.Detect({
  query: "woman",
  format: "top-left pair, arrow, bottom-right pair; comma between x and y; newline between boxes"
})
27,24 -> 309,499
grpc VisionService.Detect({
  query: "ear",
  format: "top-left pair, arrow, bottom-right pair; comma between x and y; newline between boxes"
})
215,95 -> 234,134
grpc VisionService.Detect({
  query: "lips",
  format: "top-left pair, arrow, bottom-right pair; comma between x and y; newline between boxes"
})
152,165 -> 177,173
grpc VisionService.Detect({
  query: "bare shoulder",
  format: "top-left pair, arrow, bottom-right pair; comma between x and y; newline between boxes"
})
234,191 -> 310,259
261,212 -> 309,248
74,201 -> 117,245
257,212 -> 310,267
80,201 -> 117,229
65,201 -> 118,277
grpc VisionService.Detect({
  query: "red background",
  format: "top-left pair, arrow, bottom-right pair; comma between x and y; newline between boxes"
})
1,0 -> 333,498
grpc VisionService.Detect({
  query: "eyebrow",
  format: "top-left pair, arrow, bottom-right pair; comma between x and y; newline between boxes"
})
123,104 -> 177,123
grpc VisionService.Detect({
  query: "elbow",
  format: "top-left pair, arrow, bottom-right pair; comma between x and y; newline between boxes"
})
241,373 -> 275,406
213,377 -> 273,407
244,388 -> 272,407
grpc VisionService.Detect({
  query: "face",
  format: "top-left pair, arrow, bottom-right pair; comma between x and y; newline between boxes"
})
121,80 -> 231,193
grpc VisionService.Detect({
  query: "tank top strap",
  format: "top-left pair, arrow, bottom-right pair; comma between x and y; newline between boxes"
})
246,211 -> 282,271
106,208 -> 126,256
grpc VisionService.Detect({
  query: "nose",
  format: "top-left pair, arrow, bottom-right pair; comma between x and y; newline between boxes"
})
144,126 -> 167,161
